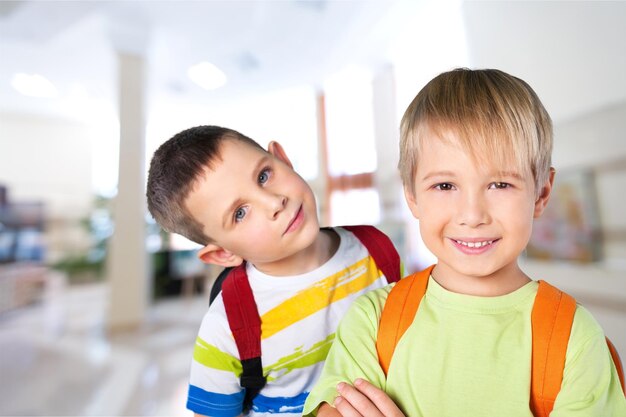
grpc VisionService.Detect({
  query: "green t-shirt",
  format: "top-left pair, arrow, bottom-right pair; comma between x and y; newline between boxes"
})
303,277 -> 626,416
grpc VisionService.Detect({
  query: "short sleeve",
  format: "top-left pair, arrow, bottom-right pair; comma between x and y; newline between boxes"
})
551,306 -> 626,416
187,298 -> 245,417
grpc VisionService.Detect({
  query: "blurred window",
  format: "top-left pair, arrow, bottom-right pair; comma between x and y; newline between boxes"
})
146,85 -> 318,181
322,67 -> 380,225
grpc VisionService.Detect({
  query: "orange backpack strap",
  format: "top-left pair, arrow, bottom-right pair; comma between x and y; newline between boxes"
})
530,280 -> 577,417
606,337 -> 626,395
376,264 -> 435,376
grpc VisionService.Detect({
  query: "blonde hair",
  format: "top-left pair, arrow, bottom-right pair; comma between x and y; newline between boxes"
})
399,68 -> 553,197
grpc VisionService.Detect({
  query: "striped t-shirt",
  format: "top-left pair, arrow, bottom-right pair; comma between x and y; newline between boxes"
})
187,226 -> 395,416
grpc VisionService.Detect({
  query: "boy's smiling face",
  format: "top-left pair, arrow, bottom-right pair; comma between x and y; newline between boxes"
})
405,131 -> 554,295
185,139 -> 320,274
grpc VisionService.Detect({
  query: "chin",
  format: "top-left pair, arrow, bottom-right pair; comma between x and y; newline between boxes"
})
443,259 -> 500,278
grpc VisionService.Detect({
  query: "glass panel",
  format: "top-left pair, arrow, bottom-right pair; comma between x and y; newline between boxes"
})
330,188 -> 380,226
324,67 -> 377,176
146,85 -> 318,180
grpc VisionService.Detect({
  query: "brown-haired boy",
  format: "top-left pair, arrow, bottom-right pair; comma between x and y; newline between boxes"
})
146,126 -> 402,416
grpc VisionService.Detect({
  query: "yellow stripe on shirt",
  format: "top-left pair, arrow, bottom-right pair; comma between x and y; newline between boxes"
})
260,256 -> 381,339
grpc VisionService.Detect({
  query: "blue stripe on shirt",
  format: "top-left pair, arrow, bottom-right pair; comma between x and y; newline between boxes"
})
252,391 -> 309,414
187,385 -> 244,417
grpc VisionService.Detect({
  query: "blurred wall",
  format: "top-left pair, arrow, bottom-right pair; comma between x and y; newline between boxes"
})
522,99 -> 626,356
553,100 -> 626,263
0,112 -> 93,216
0,112 -> 95,262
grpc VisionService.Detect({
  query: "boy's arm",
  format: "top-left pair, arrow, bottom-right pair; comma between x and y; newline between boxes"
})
302,289 -> 391,416
317,403 -> 341,417
187,307 -> 247,417
314,379 -> 406,417
332,379 -> 405,417
551,307 -> 626,415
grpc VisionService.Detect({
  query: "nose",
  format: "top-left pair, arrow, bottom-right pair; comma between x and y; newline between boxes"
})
456,192 -> 490,227
261,192 -> 287,219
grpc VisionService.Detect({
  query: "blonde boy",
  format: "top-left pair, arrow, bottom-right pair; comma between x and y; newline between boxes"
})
146,126 -> 401,416
303,68 -> 626,416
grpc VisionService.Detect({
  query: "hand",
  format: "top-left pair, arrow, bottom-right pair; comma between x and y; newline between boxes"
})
333,378 -> 405,417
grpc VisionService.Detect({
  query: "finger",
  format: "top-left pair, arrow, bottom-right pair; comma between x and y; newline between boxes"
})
318,402 -> 343,417
353,379 -> 405,417
336,382 -> 385,417
334,395 -> 362,417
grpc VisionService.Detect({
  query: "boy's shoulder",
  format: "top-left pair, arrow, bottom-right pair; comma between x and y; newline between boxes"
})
343,282 -> 396,322
570,302 -> 606,343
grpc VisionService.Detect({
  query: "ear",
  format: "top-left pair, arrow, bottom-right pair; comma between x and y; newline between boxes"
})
267,141 -> 293,168
404,186 -> 420,220
533,167 -> 556,218
197,243 -> 244,267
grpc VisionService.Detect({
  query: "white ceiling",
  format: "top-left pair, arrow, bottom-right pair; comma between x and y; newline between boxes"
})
0,0 -> 625,125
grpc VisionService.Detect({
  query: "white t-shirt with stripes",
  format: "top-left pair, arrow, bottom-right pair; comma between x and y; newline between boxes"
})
187,226 -> 395,416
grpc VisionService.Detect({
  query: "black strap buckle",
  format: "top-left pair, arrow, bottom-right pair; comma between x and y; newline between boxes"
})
240,357 -> 266,412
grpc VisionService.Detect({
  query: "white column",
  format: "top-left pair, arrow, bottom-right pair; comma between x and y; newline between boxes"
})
106,21 -> 150,330
372,65 -> 403,222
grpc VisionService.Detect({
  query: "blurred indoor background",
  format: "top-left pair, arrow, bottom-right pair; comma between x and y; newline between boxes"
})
1,0 -> 625,415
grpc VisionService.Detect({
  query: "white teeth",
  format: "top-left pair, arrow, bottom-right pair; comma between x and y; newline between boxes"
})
455,239 -> 494,248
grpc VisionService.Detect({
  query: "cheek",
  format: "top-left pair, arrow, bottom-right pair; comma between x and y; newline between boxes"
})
418,201 -> 450,223
292,176 -> 310,196
244,221 -> 272,239
505,205 -> 535,241
417,210 -> 446,241
226,228 -> 271,259
495,193 -> 535,218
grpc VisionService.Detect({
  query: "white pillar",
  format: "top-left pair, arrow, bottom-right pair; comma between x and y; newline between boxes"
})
106,21 -> 150,330
372,65 -> 403,222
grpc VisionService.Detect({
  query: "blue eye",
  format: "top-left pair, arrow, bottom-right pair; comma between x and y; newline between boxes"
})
234,207 -> 248,222
435,183 -> 454,191
258,168 -> 271,184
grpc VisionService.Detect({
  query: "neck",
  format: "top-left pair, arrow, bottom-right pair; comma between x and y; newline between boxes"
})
431,261 -> 531,297
254,228 -> 340,276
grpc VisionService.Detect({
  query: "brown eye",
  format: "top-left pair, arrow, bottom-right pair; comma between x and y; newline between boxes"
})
491,182 -> 510,189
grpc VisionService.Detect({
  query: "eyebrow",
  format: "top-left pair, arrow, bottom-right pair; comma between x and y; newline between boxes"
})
421,170 -> 456,181
495,170 -> 525,181
421,170 -> 525,182
220,153 -> 272,228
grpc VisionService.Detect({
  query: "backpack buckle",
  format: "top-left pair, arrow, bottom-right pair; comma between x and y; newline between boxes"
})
241,374 -> 267,389
240,357 -> 266,389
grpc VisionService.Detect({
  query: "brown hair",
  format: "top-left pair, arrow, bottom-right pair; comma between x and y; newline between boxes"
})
399,68 -> 553,197
146,125 -> 264,245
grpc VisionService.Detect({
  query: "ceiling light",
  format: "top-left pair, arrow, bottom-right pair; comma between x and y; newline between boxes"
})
187,62 -> 227,90
11,73 -> 59,98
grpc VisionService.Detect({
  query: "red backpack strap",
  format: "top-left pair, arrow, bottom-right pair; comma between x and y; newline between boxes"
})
221,263 -> 266,411
530,280 -> 577,417
342,225 -> 401,283
376,265 -> 435,376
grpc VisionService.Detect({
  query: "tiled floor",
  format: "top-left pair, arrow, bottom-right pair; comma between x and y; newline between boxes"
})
0,273 -> 207,416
